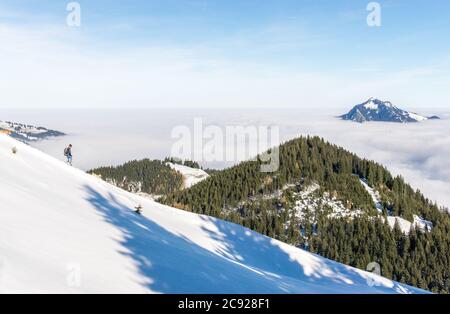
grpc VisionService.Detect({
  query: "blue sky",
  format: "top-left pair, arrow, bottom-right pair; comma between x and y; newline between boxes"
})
0,0 -> 449,109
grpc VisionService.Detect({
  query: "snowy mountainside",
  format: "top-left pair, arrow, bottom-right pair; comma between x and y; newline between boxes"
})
385,216 -> 433,234
292,180 -> 433,235
292,183 -> 363,222
167,162 -> 209,188
340,98 -> 440,123
357,178 -> 433,233
0,134 -> 426,293
0,120 -> 65,142
358,178 -> 383,213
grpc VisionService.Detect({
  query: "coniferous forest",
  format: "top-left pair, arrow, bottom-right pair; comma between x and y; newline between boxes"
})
88,159 -> 184,195
161,136 -> 450,293
163,157 -> 202,169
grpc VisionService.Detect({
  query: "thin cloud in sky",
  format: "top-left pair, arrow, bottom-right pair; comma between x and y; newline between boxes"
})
0,1 -> 449,110
0,21 -> 448,110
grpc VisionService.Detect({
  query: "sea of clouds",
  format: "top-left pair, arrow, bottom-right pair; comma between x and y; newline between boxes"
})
1,108 -> 449,209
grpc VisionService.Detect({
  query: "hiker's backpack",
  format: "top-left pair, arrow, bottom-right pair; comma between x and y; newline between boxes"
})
64,147 -> 69,156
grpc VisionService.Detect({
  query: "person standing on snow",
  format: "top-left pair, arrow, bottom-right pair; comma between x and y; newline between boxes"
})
64,144 -> 73,166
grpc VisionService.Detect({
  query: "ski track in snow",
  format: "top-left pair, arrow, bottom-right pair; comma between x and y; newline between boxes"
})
0,135 -> 428,294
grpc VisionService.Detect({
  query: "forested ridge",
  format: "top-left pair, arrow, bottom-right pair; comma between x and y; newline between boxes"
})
88,159 -> 184,195
162,136 -> 450,293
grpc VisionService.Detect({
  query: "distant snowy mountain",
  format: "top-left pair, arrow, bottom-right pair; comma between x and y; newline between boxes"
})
0,120 -> 65,142
340,98 -> 440,123
0,134 -> 427,294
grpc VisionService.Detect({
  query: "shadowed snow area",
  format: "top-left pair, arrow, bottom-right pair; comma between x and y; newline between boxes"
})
0,134 -> 427,293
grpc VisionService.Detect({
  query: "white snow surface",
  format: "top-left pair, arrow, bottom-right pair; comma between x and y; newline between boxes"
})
407,112 -> 428,122
293,183 -> 363,222
167,162 -> 209,188
0,135 -> 427,294
357,178 -> 433,234
0,121 -> 47,135
386,215 -> 433,234
363,98 -> 382,110
359,178 -> 383,213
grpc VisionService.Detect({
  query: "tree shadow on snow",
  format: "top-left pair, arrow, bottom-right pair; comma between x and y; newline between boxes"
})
197,216 -> 422,294
84,185 -> 415,294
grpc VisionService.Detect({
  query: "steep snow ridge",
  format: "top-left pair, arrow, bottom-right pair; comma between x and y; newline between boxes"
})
167,162 -> 209,188
407,112 -> 428,122
0,135 -> 427,293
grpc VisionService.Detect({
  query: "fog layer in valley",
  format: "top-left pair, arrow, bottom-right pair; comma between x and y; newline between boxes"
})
1,108 -> 449,209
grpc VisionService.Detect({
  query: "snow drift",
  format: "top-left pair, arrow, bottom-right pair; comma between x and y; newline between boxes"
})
0,134 -> 427,294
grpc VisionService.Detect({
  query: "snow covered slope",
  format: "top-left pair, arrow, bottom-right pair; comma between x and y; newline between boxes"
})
386,216 -> 433,234
167,162 -> 209,188
0,134 -> 427,294
357,177 -> 433,234
359,178 -> 383,213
